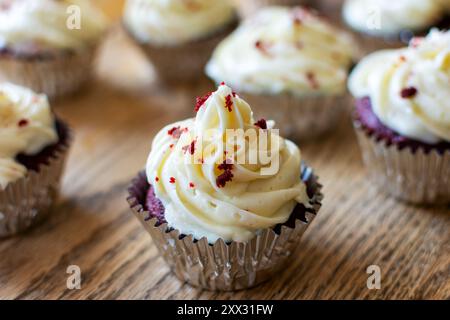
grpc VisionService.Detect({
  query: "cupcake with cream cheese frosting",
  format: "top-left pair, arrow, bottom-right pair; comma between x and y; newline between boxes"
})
127,84 -> 322,290
0,0 -> 108,98
123,0 -> 237,84
206,6 -> 358,140
342,0 -> 447,52
0,82 -> 71,237
349,29 -> 450,205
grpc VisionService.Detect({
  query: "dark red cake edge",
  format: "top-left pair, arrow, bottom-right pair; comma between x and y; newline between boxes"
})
127,165 -> 322,244
15,118 -> 71,172
353,97 -> 450,155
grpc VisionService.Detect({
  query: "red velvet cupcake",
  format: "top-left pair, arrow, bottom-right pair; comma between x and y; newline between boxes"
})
0,0 -> 108,98
0,83 -> 71,237
128,84 -> 322,290
349,30 -> 450,205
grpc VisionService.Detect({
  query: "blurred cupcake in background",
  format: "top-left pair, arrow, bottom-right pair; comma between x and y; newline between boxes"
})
342,0 -> 447,53
349,29 -> 450,205
123,0 -> 237,85
206,6 -> 358,141
0,83 -> 71,237
128,83 -> 322,290
231,0 -> 308,19
0,0 -> 109,98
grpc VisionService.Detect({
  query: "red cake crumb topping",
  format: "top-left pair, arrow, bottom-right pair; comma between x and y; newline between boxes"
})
306,72 -> 319,90
195,92 -> 212,112
18,119 -> 29,127
169,144 -> 174,149
255,40 -> 271,56
168,126 -> 182,139
182,139 -> 196,155
189,182 -> 195,188
169,177 -> 176,184
218,159 -> 233,171
216,170 -> 233,188
155,177 -> 159,182
400,87 -> 418,99
254,119 -> 267,130
220,81 -> 226,85
225,94 -> 233,112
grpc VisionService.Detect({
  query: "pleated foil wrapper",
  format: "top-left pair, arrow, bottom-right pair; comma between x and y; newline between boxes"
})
232,0 -> 307,19
354,124 -> 450,205
242,92 -> 350,141
0,46 -> 98,99
0,121 -> 72,237
127,165 -> 322,291
124,20 -> 237,85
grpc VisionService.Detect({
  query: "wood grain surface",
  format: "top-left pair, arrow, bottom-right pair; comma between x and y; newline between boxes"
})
0,1 -> 449,300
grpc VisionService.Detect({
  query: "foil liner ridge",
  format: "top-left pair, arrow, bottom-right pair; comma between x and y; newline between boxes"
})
127,166 -> 322,291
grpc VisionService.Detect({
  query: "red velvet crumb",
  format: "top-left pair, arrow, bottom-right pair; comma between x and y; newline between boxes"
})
195,92 -> 212,112
225,94 -> 233,112
400,87 -> 418,99
169,177 -> 176,184
218,159 -> 233,171
189,182 -> 195,188
155,177 -> 159,182
254,119 -> 267,130
182,140 -> 196,155
216,170 -> 233,188
306,72 -> 319,89
18,119 -> 29,127
168,126 -> 182,139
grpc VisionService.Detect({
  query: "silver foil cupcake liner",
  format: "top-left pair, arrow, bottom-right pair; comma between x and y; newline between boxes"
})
127,165 -> 322,291
0,122 -> 72,237
0,46 -> 98,98
354,124 -> 450,205
233,0 -> 307,19
242,92 -> 350,141
125,21 -> 237,85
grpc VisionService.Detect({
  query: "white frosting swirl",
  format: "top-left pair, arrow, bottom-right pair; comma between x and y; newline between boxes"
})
146,84 -> 309,243
206,6 -> 357,96
348,29 -> 450,144
343,0 -> 445,36
0,0 -> 108,50
0,82 -> 58,189
123,0 -> 235,46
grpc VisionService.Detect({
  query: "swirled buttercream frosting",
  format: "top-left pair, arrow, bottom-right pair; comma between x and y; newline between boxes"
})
146,84 -> 309,243
0,82 -> 58,189
348,29 -> 450,144
123,0 -> 235,46
343,0 -> 445,36
206,6 -> 357,96
0,0 -> 108,51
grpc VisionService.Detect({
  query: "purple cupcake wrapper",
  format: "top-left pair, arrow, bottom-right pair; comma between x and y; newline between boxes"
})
354,123 -> 450,205
0,122 -> 72,237
127,165 -> 322,291
0,46 -> 98,98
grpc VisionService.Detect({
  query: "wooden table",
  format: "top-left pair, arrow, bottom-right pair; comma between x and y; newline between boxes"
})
0,2 -> 449,300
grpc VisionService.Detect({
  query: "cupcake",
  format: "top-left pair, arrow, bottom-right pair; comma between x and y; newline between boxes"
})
206,6 -> 358,141
0,0 -> 108,98
0,83 -> 71,237
349,29 -> 450,205
122,0 -> 237,84
127,84 -> 322,290
231,0 -> 307,19
342,0 -> 447,52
